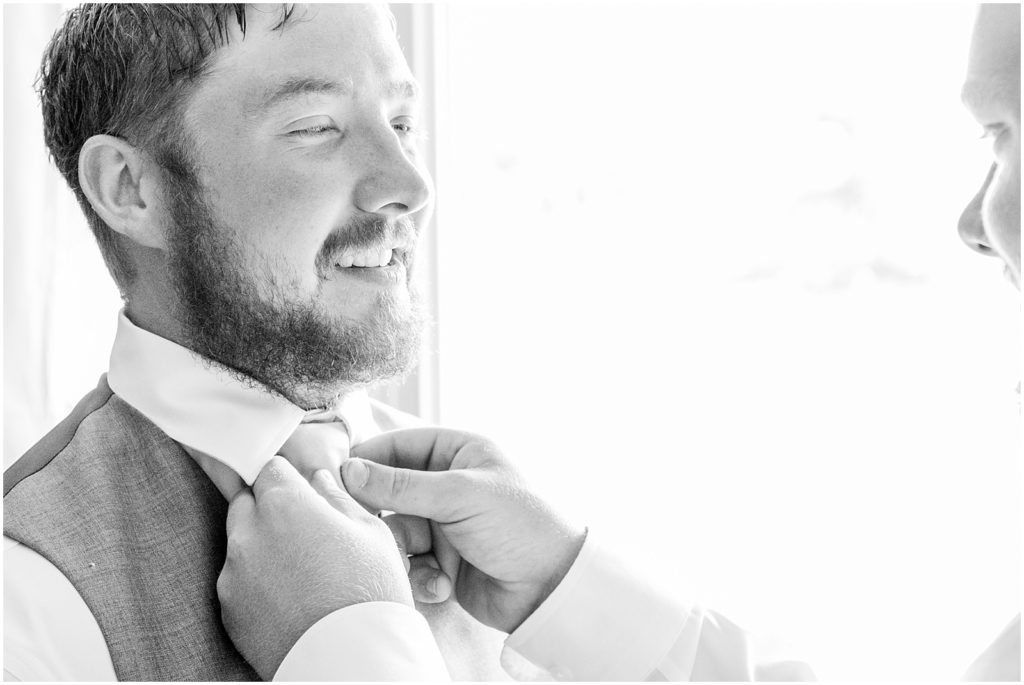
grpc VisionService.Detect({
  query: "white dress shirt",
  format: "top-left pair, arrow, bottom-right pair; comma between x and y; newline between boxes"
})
3,311 -> 448,682
259,535 -> 1021,682
6,313 -> 1018,681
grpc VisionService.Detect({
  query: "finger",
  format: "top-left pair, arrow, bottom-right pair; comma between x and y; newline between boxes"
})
342,458 -> 469,520
309,469 -> 366,519
408,554 -> 453,604
251,455 -> 307,500
381,513 -> 434,557
350,427 -> 481,472
278,423 -> 348,486
191,450 -> 246,500
430,519 -> 462,592
370,516 -> 412,573
225,488 -> 255,536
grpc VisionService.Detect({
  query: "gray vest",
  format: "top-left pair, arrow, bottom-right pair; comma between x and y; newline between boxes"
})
4,376 -> 516,681
5,377 -> 258,680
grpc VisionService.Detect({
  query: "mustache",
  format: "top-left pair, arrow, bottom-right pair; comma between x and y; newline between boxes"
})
315,214 -> 417,272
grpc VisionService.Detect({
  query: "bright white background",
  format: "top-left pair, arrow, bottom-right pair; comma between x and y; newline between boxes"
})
3,3 -> 1020,682
432,3 -> 1019,681
4,3 -> 124,466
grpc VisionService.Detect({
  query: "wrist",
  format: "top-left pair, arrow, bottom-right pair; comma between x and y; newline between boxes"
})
541,526 -> 588,599
506,527 -> 588,633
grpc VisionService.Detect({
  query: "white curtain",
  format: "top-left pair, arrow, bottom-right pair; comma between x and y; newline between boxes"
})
4,3 -> 123,466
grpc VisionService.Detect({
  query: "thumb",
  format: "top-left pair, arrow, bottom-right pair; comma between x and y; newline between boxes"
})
310,468 -> 365,518
342,458 -> 465,521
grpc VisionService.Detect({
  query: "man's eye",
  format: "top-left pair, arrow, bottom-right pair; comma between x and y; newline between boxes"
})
392,117 -> 425,142
287,123 -> 338,137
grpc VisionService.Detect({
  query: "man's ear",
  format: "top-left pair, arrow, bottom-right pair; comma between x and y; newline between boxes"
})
78,134 -> 166,250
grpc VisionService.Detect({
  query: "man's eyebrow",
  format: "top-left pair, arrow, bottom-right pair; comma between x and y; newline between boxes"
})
387,79 -> 421,101
248,77 -> 421,116
249,77 -> 353,115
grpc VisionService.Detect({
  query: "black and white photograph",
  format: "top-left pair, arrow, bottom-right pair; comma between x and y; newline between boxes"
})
3,2 -> 1020,681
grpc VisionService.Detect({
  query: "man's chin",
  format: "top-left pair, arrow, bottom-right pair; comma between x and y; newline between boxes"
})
323,291 -> 415,326
287,299 -> 425,406
289,340 -> 421,409
178,293 -> 424,410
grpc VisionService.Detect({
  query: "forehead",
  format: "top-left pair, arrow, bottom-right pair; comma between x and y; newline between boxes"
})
964,4 -> 1021,105
190,4 -> 413,113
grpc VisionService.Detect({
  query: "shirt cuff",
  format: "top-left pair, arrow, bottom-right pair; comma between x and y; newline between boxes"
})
273,602 -> 450,681
503,534 -> 702,681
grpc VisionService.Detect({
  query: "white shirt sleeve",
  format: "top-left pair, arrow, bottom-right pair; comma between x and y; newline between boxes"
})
274,601 -> 451,681
502,535 -> 815,681
6,535 -> 450,683
960,614 -> 1021,682
4,536 -> 117,681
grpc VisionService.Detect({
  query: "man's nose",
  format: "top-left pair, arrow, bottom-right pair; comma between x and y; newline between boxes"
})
957,163 -> 997,256
351,124 -> 432,220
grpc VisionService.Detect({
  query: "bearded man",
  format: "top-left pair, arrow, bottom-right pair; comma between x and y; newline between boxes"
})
3,4 -> 514,680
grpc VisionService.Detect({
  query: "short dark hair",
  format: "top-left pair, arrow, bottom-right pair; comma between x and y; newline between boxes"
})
37,4 -> 294,293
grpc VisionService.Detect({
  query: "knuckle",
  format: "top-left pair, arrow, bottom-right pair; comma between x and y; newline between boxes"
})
259,456 -> 300,491
478,440 -> 511,467
224,535 -> 238,561
262,456 -> 289,481
261,484 -> 294,511
367,513 -> 392,536
389,467 -> 410,500
216,570 -> 233,602
224,531 -> 248,562
392,535 -> 408,557
386,521 -> 409,552
448,468 -> 479,493
218,604 -> 237,638
369,516 -> 401,548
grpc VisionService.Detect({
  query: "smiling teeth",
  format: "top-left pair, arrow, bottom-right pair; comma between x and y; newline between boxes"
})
337,248 -> 393,268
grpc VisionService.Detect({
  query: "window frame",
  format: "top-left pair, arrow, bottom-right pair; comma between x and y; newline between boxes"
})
372,4 -> 446,422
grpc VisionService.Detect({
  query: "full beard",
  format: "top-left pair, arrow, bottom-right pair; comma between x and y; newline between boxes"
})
159,146 -> 425,409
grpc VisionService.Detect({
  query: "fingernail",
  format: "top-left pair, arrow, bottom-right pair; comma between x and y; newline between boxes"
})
427,575 -> 439,597
344,459 -> 369,489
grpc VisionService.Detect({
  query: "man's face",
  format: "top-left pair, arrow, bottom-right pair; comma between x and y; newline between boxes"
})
161,4 -> 433,407
959,4 -> 1021,289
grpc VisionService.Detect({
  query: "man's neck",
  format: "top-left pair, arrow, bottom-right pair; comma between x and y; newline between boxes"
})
123,301 -> 188,350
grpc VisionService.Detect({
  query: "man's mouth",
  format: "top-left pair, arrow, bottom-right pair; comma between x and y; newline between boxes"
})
316,216 -> 416,281
334,246 -> 407,269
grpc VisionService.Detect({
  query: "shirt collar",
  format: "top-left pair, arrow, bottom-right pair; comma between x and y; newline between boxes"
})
106,311 -> 377,485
